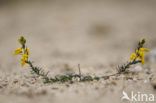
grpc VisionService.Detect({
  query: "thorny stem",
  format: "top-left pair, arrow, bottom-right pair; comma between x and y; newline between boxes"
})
26,61 -> 50,81
117,59 -> 141,73
25,60 -> 142,83
102,60 -> 142,78
24,58 -> 142,83
125,60 -> 141,69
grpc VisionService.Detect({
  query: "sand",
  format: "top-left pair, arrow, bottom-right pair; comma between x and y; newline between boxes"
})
0,0 -> 156,103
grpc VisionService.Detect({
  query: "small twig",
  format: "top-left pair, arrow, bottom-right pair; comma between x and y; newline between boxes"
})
78,64 -> 81,80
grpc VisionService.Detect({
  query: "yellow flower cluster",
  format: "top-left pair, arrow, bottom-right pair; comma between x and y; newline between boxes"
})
13,36 -> 30,67
130,39 -> 150,65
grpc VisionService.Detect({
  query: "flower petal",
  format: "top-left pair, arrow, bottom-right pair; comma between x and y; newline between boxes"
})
13,48 -> 22,55
140,48 -> 150,52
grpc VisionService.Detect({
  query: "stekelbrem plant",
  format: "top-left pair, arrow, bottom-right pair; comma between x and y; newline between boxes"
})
13,36 -> 50,82
13,36 -> 150,83
117,38 -> 150,73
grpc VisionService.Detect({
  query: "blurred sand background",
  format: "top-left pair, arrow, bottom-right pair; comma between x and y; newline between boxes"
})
0,0 -> 156,103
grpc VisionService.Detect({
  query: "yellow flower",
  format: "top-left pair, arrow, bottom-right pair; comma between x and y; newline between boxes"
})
139,50 -> 144,57
18,36 -> 26,45
130,53 -> 136,60
13,48 -> 22,55
21,60 -> 26,67
140,48 -> 150,52
139,48 -> 149,65
24,48 -> 30,55
141,53 -> 145,65
135,47 -> 150,65
138,51 -> 145,65
21,54 -> 28,67
21,54 -> 28,61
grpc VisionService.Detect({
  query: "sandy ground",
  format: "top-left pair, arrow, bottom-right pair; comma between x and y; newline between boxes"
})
0,0 -> 156,103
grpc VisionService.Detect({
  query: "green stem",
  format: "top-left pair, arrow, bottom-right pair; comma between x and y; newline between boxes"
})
118,60 -> 141,73
26,61 -> 49,81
